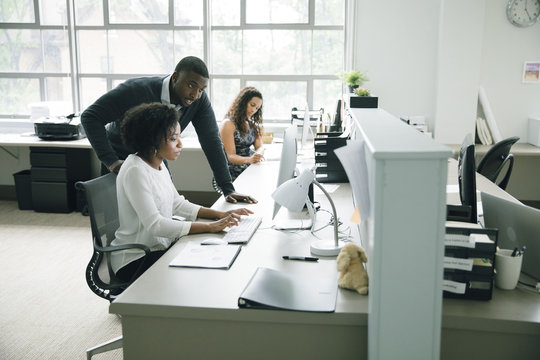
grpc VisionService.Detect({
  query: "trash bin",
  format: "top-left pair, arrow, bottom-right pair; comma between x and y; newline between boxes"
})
13,170 -> 33,210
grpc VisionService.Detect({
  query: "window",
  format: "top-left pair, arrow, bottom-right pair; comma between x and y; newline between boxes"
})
0,0 -> 347,136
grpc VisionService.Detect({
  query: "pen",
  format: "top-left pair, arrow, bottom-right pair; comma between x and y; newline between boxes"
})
282,256 -> 319,262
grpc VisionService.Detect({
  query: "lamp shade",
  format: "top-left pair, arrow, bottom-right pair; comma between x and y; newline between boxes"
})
271,169 -> 314,212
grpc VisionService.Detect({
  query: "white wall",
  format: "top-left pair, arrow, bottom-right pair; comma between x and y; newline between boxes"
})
480,0 -> 540,140
353,0 -> 441,126
354,0 -> 540,144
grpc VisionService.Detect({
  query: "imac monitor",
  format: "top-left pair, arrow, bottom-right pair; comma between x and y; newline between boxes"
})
301,103 -> 310,149
481,192 -> 540,281
272,124 -> 298,219
457,134 -> 477,223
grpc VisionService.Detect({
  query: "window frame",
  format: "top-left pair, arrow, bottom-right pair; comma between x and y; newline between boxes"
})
0,0 -> 352,135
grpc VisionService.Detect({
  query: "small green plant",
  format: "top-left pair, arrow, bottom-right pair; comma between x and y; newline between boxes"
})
338,70 -> 369,88
354,87 -> 371,97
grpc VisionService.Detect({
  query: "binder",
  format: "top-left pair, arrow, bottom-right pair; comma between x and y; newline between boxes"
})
238,267 -> 337,312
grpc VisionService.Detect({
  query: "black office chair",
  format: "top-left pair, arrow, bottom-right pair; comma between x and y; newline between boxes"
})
75,173 -> 152,360
476,136 -> 519,190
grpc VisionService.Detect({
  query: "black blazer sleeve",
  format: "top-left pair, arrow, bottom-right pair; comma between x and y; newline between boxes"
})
80,77 -> 162,167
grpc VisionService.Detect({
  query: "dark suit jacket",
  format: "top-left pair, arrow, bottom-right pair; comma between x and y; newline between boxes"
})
81,76 -> 234,195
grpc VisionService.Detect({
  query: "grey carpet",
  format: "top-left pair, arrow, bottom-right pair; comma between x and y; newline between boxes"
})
0,200 -> 123,360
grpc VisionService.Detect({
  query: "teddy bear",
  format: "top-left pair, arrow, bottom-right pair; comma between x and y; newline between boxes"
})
337,242 -> 369,295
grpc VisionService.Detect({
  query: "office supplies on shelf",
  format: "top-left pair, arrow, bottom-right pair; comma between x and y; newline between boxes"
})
238,267 -> 337,312
482,192 -> 540,281
169,242 -> 241,269
223,215 -> 262,244
443,225 -> 498,300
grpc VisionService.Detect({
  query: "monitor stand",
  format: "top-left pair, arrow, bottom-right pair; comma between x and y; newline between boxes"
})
272,201 -> 315,230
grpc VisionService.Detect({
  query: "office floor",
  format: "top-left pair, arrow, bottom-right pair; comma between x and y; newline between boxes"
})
0,200 -> 122,360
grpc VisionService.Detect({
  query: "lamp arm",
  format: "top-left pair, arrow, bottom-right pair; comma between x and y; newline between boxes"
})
312,180 -> 339,247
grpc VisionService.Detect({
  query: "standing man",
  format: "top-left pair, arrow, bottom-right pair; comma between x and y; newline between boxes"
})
81,56 -> 256,204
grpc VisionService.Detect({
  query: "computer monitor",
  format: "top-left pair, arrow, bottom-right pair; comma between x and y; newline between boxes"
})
301,102 -> 310,149
457,134 -> 477,223
272,124 -> 298,220
481,192 -> 540,281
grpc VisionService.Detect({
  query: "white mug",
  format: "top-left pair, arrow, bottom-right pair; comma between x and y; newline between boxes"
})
495,249 -> 523,290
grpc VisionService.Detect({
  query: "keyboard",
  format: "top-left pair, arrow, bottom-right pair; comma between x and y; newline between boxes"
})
223,215 -> 263,244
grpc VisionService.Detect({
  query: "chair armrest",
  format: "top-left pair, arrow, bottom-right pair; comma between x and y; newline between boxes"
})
94,242 -> 151,257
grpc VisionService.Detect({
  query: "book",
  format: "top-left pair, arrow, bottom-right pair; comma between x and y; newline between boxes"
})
238,267 -> 337,312
169,241 -> 241,269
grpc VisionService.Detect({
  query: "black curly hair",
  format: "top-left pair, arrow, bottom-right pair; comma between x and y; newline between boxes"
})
120,102 -> 179,158
225,86 -> 263,137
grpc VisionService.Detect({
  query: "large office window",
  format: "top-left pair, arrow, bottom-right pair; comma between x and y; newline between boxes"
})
0,0 -> 346,134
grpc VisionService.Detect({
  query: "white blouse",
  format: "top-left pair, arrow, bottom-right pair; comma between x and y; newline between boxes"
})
111,154 -> 200,273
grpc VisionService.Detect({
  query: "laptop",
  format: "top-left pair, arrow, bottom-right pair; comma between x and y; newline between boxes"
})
481,192 -> 540,281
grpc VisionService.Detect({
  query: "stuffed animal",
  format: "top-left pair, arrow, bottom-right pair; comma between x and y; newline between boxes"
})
337,243 -> 369,295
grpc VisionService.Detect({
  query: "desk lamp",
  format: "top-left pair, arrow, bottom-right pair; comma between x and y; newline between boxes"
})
271,169 -> 346,256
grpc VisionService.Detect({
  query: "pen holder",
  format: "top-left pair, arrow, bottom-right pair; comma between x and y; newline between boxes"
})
495,249 -> 523,290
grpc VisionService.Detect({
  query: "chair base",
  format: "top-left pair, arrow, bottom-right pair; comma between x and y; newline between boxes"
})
86,335 -> 123,360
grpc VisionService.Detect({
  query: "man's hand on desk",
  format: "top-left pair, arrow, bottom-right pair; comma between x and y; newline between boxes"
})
225,192 -> 258,204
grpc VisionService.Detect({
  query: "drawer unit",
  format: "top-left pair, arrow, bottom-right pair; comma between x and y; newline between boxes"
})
314,132 -> 349,183
442,226 -> 498,301
30,147 -> 91,213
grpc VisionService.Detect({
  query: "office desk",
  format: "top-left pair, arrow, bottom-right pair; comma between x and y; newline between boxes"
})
110,159 -> 540,360
110,160 -> 368,360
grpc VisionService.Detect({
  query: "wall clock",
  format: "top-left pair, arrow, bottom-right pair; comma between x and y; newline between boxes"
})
507,0 -> 540,27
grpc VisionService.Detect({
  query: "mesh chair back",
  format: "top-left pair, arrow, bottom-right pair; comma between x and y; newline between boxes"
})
76,173 -> 122,300
477,136 -> 519,190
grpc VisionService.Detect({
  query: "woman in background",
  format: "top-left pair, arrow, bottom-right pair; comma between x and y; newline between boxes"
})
219,86 -> 264,183
113,102 -> 252,283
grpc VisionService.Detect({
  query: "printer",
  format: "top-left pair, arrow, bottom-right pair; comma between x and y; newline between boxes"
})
34,114 -> 86,140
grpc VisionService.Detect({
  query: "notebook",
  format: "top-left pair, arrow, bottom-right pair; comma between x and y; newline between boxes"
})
238,267 -> 337,312
481,192 -> 540,280
169,242 -> 241,269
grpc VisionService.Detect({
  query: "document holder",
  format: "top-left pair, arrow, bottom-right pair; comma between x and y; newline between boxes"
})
314,132 -> 349,183
443,226 -> 498,300
238,267 -> 337,312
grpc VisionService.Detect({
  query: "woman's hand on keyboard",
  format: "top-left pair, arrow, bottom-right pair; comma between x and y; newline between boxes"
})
190,214 -> 240,234
207,215 -> 240,233
222,208 -> 254,218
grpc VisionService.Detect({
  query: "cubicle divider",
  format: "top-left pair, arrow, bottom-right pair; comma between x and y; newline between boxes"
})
348,108 -> 452,360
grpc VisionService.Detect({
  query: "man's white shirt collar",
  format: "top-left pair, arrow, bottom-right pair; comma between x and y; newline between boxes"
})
162,75 -> 182,112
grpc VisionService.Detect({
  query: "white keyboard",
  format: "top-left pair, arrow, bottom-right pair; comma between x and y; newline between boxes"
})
223,215 -> 263,244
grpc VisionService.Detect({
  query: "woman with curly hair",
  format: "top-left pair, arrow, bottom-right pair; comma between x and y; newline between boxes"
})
219,86 -> 264,182
113,102 -> 252,283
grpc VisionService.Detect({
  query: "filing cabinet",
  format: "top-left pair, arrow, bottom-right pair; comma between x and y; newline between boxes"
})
30,147 -> 91,213
314,132 -> 349,183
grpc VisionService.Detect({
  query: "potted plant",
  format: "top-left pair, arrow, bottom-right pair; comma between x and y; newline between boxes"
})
338,70 -> 369,93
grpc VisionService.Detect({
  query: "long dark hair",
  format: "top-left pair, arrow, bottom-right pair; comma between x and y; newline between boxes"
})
121,102 -> 179,158
225,86 -> 263,137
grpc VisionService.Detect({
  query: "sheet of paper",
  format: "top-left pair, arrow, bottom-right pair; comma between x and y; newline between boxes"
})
169,241 -> 241,269
334,140 -> 370,221
350,206 -> 361,224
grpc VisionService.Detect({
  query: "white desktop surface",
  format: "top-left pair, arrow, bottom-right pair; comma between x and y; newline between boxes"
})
110,160 -> 368,359
110,158 -> 540,360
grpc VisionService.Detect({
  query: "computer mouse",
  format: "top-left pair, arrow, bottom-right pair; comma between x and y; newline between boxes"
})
200,238 -> 228,246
